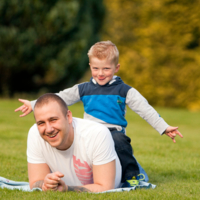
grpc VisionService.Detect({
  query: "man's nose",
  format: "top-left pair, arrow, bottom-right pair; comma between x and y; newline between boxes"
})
46,122 -> 54,133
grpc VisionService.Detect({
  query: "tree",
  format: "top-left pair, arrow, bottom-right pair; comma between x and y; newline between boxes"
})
103,0 -> 200,110
0,0 -> 105,96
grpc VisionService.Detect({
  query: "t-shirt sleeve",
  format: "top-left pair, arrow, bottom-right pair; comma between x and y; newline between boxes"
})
27,124 -> 46,164
89,125 -> 117,166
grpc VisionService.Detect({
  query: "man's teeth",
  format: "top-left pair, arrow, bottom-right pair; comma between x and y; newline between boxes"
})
49,133 -> 57,138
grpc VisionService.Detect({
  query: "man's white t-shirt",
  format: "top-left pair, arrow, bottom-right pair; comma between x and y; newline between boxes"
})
27,117 -> 122,188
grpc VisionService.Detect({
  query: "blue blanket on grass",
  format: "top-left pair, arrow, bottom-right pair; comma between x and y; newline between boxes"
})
0,162 -> 156,193
0,157 -> 156,193
0,176 -> 156,193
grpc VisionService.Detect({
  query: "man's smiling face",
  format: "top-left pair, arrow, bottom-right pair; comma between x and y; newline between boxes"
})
34,101 -> 73,150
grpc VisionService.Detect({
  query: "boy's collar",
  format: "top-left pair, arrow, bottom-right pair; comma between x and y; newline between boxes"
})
92,76 -> 117,85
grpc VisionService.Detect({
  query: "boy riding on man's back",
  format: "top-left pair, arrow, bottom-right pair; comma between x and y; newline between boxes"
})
15,41 -> 183,187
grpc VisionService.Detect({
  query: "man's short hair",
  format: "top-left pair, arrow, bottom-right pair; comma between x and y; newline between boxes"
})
34,93 -> 68,116
87,41 -> 119,65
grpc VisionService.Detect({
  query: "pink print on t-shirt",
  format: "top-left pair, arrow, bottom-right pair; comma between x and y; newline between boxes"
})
73,155 -> 93,185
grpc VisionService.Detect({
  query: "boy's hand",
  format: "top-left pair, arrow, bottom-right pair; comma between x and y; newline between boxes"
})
15,99 -> 32,117
164,126 -> 183,143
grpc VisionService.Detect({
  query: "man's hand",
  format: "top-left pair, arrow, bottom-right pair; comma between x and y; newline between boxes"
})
164,126 -> 183,143
42,172 -> 66,192
15,99 -> 32,117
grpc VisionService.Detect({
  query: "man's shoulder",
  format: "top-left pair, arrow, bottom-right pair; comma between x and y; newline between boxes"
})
28,124 -> 40,139
72,118 -> 116,165
29,123 -> 38,133
73,117 -> 110,138
73,117 -> 108,130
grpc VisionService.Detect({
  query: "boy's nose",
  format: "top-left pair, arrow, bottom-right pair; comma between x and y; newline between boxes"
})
98,69 -> 104,76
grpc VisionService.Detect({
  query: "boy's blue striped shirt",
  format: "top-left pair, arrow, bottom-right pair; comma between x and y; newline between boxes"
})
78,77 -> 131,127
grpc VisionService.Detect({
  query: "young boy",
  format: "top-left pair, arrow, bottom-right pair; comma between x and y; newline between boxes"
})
15,41 -> 183,187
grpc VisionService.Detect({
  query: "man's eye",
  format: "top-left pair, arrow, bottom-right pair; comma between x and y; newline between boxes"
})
38,122 -> 44,126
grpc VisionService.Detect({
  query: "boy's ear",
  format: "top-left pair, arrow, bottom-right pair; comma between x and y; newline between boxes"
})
115,64 -> 120,73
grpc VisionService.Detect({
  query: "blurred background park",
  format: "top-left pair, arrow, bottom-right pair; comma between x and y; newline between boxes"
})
0,1 -> 200,198
0,0 -> 200,111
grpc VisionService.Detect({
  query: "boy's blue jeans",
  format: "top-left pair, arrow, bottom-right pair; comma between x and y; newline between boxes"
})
109,128 -> 140,182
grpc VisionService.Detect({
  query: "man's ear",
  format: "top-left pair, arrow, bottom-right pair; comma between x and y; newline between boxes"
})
66,110 -> 73,124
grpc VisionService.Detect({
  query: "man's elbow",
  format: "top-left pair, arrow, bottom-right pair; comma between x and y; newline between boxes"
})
97,180 -> 115,191
103,183 -> 115,192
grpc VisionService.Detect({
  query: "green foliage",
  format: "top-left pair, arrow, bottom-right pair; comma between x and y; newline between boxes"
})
0,100 -> 200,199
0,0 -> 105,96
103,0 -> 200,110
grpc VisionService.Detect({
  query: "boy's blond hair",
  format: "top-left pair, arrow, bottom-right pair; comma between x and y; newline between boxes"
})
87,41 -> 119,65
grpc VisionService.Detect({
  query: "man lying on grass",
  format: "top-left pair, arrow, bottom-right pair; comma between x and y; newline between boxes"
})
27,93 -> 121,192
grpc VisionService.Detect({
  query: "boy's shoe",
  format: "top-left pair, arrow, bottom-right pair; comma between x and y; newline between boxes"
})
121,173 -> 145,188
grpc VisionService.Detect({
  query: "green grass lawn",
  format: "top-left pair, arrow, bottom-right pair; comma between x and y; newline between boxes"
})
0,99 -> 199,199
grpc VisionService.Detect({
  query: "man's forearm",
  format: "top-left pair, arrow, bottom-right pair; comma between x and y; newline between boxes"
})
32,181 -> 91,192
32,180 -> 44,189
32,182 -> 107,193
67,186 -> 91,192
67,183 -> 111,193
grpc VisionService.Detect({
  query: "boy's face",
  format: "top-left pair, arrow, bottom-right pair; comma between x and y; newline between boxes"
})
89,57 -> 120,86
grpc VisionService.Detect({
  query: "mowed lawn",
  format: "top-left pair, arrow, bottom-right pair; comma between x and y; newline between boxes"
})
0,99 -> 199,200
